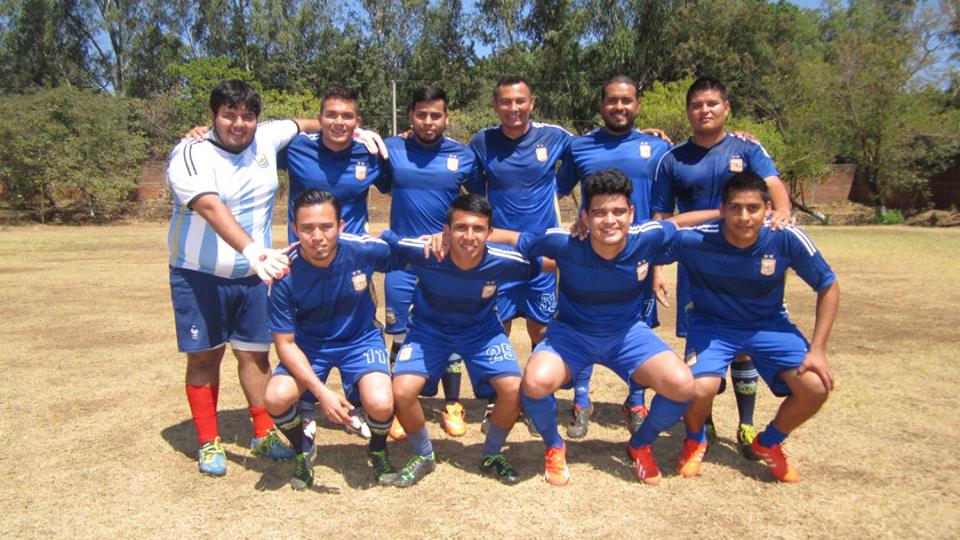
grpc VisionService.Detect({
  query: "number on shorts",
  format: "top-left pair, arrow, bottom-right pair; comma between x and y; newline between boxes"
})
364,348 -> 388,365
484,343 -> 515,363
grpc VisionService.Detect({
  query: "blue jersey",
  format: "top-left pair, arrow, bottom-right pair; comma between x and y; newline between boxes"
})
557,128 -> 671,222
517,221 -> 677,335
268,234 -> 396,350
470,122 -> 573,232
652,133 -> 780,214
380,230 -> 541,335
381,135 -> 482,236
279,134 -> 387,239
654,222 -> 836,328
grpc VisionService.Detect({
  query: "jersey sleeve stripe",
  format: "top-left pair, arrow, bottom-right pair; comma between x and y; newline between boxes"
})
341,233 -> 388,245
546,227 -> 569,235
398,238 -> 428,248
785,226 -> 817,256
487,246 -> 530,263
184,143 -> 198,176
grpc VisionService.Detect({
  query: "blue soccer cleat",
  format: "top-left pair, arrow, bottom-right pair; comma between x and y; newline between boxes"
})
250,429 -> 295,461
198,437 -> 227,476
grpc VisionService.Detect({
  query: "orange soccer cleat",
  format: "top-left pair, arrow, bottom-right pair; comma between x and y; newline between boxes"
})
751,440 -> 800,483
627,444 -> 661,486
441,402 -> 467,437
544,444 -> 571,487
677,439 -> 708,478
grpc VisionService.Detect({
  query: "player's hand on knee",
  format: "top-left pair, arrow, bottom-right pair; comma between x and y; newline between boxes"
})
797,348 -> 834,393
318,390 -> 353,425
184,125 -> 210,141
639,127 -> 673,145
353,127 -> 390,160
242,242 -> 291,284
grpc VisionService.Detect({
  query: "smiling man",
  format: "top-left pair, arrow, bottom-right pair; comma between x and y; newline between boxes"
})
654,172 -> 838,483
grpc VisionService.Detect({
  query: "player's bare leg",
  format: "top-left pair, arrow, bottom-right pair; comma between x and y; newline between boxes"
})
185,347 -> 226,476
263,374 -> 313,489
520,351 -> 572,486
392,374 -> 436,487
479,375 -> 522,484
234,348 -> 293,461
677,376 -> 723,478
356,371 -> 399,485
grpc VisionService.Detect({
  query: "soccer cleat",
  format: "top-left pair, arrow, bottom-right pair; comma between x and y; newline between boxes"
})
751,440 -> 799,483
543,445 -> 571,487
250,429 -> 295,461
480,402 -> 495,434
677,439 -> 708,478
368,449 -> 399,486
704,417 -> 718,445
621,402 -> 649,434
737,423 -> 760,460
523,414 -> 540,437
389,417 -> 407,440
345,408 -> 372,439
291,452 -> 314,490
441,402 -> 467,437
395,452 -> 436,488
198,437 -> 227,477
566,404 -> 594,439
480,454 -> 521,485
627,444 -> 662,486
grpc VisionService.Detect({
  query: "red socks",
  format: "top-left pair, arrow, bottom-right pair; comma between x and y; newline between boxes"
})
248,407 -> 275,439
186,385 -> 220,445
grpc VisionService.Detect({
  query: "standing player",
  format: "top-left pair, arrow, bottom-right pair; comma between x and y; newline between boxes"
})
491,169 -> 714,487
652,77 -> 792,455
379,86 -> 483,437
381,194 -> 544,486
166,80 -> 296,476
657,172 -> 837,482
556,75 -> 671,438
263,189 -> 398,490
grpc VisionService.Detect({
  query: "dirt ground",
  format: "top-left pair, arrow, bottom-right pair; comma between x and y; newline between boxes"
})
1,222 -> 959,539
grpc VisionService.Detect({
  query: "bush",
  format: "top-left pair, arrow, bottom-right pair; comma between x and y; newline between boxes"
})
0,87 -> 146,222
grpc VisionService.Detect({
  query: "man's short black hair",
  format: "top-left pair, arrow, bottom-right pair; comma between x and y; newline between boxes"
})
209,80 -> 261,117
583,168 -> 633,209
686,77 -> 727,106
410,86 -> 448,112
293,189 -> 342,222
321,86 -> 359,112
493,76 -> 532,100
721,171 -> 770,204
600,75 -> 639,102
446,193 -> 493,226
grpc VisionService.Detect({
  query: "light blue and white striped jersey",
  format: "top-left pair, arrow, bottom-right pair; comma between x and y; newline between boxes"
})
166,120 -> 299,278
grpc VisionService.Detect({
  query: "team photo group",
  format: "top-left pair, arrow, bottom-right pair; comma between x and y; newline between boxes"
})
165,73 -> 839,491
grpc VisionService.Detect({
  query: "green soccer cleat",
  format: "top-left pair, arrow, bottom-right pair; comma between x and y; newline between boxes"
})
395,452 -> 436,488
705,417 -> 718,445
291,452 -> 314,490
250,429 -> 295,461
480,453 -> 520,485
198,437 -> 227,477
369,449 -> 399,486
737,423 -> 760,461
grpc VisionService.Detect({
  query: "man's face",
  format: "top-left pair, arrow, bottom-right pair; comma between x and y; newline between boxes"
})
686,89 -> 729,135
444,210 -> 491,264
292,202 -> 343,264
600,82 -> 639,133
409,99 -> 448,144
583,193 -> 634,248
211,104 -> 257,152
721,190 -> 770,247
492,83 -> 535,131
319,98 -> 360,149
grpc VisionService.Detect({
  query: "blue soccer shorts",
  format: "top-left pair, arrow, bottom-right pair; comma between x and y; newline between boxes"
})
273,329 -> 390,404
495,271 -> 557,324
534,320 -> 674,388
393,324 -> 521,399
384,268 -> 417,334
684,317 -> 810,397
169,266 -> 271,353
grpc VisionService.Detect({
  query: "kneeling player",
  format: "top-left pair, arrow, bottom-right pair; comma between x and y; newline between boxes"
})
492,169 -> 713,486
263,189 -> 398,489
382,194 -> 544,486
659,172 -> 837,482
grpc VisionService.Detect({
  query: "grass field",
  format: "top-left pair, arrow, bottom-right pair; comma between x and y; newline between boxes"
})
1,222 -> 959,539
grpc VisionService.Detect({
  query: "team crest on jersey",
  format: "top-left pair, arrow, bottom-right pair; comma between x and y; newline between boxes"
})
729,157 -> 744,173
760,254 -> 777,276
481,281 -> 497,299
355,162 -> 367,181
535,145 -> 549,162
636,261 -> 649,281
255,153 -> 269,168
447,155 -> 460,171
639,142 -> 651,159
385,308 -> 397,326
351,270 -> 367,291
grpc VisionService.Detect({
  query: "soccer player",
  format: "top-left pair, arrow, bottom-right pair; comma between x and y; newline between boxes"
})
166,80 -> 296,476
379,86 -> 483,437
491,169 -> 714,487
556,74 -> 671,438
651,77 -> 792,455
263,189 -> 398,490
657,172 -> 837,483
381,194 -> 544,486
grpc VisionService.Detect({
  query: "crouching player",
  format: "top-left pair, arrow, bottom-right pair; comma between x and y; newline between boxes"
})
263,189 -> 398,489
491,169 -> 713,486
660,172 -> 838,483
381,194 -> 544,487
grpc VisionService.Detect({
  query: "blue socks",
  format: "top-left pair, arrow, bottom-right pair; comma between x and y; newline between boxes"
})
757,423 -> 788,448
482,423 -> 510,457
572,366 -> 593,409
521,391 -> 563,448
625,380 -> 646,409
630,394 -> 690,448
407,427 -> 434,457
686,426 -> 707,444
